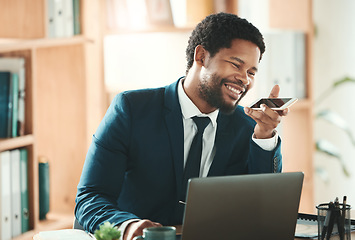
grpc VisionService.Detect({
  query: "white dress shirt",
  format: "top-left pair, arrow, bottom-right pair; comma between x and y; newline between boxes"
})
177,79 -> 278,177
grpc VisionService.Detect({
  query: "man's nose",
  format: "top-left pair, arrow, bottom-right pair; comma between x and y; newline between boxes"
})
237,72 -> 250,86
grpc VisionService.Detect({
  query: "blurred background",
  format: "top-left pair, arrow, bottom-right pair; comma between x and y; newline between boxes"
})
0,0 -> 354,239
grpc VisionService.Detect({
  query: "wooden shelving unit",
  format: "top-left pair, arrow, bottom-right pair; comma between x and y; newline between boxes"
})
268,0 -> 315,213
0,1 -> 106,239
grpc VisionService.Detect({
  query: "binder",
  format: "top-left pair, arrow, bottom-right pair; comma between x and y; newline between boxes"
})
47,0 -> 56,38
0,151 -> 12,240
0,72 -> 11,138
20,148 -> 29,233
63,0 -> 74,37
48,0 -> 74,37
0,57 -> 26,136
10,149 -> 22,237
257,31 -> 306,99
73,0 -> 81,35
54,0 -> 65,37
11,73 -> 19,137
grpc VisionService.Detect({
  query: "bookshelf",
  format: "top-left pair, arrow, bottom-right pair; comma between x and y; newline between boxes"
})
0,0 -> 106,239
268,0 -> 315,213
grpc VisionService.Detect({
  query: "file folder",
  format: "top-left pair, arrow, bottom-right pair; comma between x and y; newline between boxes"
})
10,149 -> 22,237
20,148 -> 29,233
1,151 -> 12,240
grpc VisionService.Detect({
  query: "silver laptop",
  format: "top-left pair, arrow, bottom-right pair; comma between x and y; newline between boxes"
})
181,172 -> 304,240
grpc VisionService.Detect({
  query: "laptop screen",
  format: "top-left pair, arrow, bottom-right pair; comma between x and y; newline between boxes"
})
181,172 -> 304,240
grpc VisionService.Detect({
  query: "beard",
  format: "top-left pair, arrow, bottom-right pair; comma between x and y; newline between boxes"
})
198,73 -> 248,114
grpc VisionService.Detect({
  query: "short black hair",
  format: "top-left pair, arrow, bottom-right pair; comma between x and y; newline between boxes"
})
185,12 -> 265,74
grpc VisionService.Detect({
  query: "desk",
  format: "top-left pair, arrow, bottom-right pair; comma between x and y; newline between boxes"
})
174,225 -> 355,239
33,224 -> 355,239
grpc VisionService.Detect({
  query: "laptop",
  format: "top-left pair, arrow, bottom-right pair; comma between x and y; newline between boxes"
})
180,172 -> 304,240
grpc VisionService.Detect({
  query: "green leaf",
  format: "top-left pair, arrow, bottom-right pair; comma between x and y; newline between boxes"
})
94,222 -> 121,240
316,109 -> 355,145
316,139 -> 341,158
333,76 -> 355,88
315,76 -> 355,105
315,140 -> 350,177
315,167 -> 329,183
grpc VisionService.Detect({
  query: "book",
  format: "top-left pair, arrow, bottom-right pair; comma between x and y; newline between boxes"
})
20,148 -> 29,233
0,57 -> 26,136
0,71 -> 11,138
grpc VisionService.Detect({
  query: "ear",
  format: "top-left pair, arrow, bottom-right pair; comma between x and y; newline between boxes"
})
194,45 -> 206,67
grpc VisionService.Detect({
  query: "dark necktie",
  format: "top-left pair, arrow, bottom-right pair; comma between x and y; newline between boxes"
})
181,116 -> 210,200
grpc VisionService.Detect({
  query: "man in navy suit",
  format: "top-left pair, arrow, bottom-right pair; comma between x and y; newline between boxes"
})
75,12 -> 287,240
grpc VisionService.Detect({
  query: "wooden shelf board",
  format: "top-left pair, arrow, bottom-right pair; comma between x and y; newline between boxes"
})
0,134 -> 34,152
0,35 -> 91,52
292,98 -> 313,111
105,25 -> 193,35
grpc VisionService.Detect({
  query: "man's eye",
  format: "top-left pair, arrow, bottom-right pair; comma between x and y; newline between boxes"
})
248,71 -> 256,76
231,62 -> 240,68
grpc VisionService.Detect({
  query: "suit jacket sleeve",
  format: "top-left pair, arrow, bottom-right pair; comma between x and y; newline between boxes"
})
248,136 -> 282,173
75,93 -> 139,233
220,107 -> 282,176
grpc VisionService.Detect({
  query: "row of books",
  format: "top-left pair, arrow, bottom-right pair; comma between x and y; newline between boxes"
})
0,148 -> 29,240
47,0 -> 81,38
0,57 -> 26,138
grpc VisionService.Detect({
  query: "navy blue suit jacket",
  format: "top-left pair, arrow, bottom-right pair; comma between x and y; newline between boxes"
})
75,80 -> 282,233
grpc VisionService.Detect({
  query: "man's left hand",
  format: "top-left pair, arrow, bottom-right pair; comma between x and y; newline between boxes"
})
244,85 -> 288,139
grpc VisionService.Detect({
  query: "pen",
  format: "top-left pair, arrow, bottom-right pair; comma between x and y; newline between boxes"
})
321,202 -> 333,240
340,196 -> 347,240
334,198 -> 344,240
326,202 -> 336,240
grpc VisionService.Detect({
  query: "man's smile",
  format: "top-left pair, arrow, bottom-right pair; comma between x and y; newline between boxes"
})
224,83 -> 245,100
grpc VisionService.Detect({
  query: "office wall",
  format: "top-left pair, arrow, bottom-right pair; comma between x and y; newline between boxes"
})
104,32 -> 191,94
313,0 -> 355,206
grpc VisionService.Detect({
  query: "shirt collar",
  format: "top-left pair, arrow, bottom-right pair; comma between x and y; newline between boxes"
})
177,78 -> 219,127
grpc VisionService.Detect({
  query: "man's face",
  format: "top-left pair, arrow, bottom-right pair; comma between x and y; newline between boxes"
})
198,39 -> 261,114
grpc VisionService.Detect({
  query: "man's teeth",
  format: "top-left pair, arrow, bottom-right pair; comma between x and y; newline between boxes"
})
226,85 -> 242,94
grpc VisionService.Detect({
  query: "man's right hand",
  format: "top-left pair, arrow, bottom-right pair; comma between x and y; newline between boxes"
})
123,219 -> 162,240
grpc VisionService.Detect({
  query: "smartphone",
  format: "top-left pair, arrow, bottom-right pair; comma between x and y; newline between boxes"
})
248,97 -> 298,110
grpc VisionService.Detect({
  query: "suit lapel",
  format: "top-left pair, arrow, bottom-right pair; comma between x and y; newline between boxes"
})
164,81 -> 184,196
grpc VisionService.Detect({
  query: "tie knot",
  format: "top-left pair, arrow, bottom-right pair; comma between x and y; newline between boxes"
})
192,116 -> 210,133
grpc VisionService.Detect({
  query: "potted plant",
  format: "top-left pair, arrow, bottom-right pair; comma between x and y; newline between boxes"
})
315,76 -> 355,181
94,222 -> 121,240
